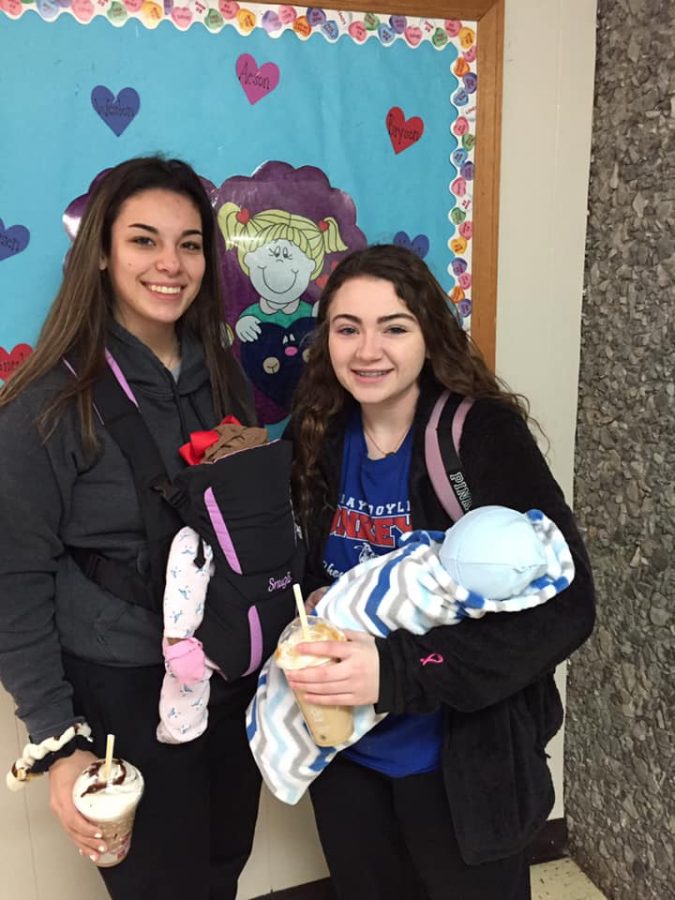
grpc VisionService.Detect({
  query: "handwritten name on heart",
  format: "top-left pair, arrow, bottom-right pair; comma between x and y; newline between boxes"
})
170,5 -> 193,28
36,0 -> 60,21
0,0 -> 22,18
235,54 -> 280,105
0,344 -> 33,382
0,219 -> 30,261
91,86 -> 140,136
393,232 -> 429,259
386,107 -> 424,154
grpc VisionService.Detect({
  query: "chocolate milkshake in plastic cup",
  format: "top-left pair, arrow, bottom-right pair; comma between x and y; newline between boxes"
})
275,616 -> 354,747
72,757 -> 144,867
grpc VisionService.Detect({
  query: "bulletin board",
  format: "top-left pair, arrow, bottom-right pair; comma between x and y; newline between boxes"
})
0,0 -> 503,428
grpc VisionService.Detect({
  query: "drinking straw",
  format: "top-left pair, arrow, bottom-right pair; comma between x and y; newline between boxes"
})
293,583 -> 311,641
103,734 -> 115,786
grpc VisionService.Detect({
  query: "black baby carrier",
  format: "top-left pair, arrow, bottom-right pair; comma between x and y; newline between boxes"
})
71,354 -> 300,680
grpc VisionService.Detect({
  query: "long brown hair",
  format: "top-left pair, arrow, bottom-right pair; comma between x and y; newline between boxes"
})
291,243 -> 529,527
0,156 -> 232,450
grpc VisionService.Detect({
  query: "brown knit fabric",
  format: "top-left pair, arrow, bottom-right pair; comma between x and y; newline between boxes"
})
203,425 -> 268,462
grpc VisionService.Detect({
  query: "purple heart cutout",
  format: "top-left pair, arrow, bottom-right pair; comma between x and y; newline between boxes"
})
393,231 -> 429,259
262,9 -> 282,32
306,7 -> 326,26
91,86 -> 140,136
0,219 -> 30,262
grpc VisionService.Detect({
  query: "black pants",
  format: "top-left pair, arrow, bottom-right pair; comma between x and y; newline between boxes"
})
63,654 -> 261,900
310,756 -> 531,900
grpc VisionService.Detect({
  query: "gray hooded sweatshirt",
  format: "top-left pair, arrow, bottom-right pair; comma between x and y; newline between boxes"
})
0,322 -> 254,742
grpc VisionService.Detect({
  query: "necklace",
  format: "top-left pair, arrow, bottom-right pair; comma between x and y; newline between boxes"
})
160,339 -> 181,371
363,424 -> 411,458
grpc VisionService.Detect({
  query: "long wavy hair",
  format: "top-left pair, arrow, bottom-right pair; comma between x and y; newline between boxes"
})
291,243 -> 529,528
0,156 -> 232,451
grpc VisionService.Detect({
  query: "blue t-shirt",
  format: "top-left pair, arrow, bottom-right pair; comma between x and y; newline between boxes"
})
323,416 -> 412,580
322,414 -> 443,777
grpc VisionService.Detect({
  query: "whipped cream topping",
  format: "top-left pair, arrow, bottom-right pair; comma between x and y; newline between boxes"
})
72,758 -> 144,821
275,617 -> 346,671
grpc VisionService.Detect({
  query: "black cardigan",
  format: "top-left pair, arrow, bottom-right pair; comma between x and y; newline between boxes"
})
296,380 -> 595,864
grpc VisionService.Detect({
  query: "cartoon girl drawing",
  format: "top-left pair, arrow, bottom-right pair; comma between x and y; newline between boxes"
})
218,204 -> 346,338
61,162 -> 365,433
217,203 -> 347,426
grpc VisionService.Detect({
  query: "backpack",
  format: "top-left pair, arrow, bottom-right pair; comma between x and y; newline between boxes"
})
72,358 -> 469,677
424,390 -> 474,523
69,353 -> 300,680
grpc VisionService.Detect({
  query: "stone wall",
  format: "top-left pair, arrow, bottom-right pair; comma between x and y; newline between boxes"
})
564,0 -> 675,898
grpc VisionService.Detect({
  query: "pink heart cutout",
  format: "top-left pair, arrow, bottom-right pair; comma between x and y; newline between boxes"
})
219,0 -> 239,18
348,21 -> 367,42
235,54 -> 280,105
171,6 -> 193,28
278,4 -> 296,24
0,0 -> 22,17
71,0 -> 94,21
404,25 -> 422,46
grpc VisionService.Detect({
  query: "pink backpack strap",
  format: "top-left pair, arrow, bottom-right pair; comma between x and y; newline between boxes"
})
104,348 -> 139,407
424,391 -> 474,522
63,349 -> 138,423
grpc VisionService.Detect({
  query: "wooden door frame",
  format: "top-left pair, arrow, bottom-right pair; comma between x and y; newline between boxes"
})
301,0 -> 504,367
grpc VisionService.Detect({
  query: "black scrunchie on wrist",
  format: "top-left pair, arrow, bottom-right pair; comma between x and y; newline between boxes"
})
30,735 -> 93,776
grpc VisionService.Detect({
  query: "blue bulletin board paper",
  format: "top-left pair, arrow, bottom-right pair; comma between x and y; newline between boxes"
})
0,6 -> 477,418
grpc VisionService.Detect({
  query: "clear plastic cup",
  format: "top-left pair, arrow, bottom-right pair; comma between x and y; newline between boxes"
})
275,616 -> 354,746
72,757 -> 144,867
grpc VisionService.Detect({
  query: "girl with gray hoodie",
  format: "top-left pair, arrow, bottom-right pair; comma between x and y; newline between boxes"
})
0,157 -> 263,899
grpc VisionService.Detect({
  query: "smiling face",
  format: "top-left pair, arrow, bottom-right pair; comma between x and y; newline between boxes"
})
327,275 -> 427,416
244,239 -> 315,308
102,188 -> 205,344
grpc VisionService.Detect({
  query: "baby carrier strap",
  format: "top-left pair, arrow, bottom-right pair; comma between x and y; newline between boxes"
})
68,353 -> 300,678
170,439 -> 301,678
70,358 -> 184,613
424,391 -> 474,523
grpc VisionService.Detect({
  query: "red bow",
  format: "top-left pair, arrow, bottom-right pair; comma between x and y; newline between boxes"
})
179,416 -> 241,466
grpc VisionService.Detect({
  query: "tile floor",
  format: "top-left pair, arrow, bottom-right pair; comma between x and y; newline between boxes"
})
531,858 -> 607,900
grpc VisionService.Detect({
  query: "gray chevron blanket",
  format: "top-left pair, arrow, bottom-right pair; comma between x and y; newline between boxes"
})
246,509 -> 574,804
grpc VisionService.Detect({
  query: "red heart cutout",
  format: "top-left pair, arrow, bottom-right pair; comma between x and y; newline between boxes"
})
386,107 -> 424,154
0,343 -> 32,382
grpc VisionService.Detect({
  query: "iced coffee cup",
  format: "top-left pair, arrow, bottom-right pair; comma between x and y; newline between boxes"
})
72,757 -> 144,867
275,616 -> 354,747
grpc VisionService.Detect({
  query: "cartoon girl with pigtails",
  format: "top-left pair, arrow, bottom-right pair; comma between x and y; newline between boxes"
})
218,204 -> 347,341
217,203 -> 348,429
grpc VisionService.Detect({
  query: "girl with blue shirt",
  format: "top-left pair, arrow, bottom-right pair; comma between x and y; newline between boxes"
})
285,245 -> 595,900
